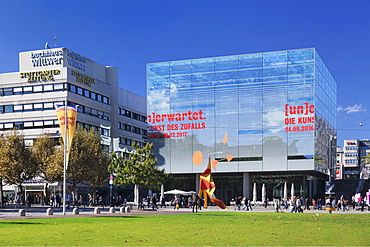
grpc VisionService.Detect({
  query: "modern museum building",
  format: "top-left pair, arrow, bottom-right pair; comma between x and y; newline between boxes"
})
147,48 -> 337,202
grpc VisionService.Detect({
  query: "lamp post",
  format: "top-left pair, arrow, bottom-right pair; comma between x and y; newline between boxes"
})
329,135 -> 337,182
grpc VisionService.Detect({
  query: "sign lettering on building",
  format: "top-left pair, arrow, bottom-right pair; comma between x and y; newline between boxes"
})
67,51 -> 86,71
284,103 -> 315,132
147,110 -> 207,139
31,50 -> 63,67
20,69 -> 61,82
71,71 -> 95,86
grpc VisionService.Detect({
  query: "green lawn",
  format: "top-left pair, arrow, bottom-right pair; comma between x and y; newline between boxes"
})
0,212 -> 369,246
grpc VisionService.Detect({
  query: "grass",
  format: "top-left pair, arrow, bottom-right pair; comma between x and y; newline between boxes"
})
0,212 -> 369,246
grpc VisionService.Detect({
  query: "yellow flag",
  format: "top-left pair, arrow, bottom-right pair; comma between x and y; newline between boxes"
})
55,105 -> 78,169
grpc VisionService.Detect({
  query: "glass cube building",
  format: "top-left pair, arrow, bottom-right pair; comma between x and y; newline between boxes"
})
147,48 -> 337,201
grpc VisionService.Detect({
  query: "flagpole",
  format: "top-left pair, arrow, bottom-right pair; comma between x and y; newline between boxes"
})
63,98 -> 67,215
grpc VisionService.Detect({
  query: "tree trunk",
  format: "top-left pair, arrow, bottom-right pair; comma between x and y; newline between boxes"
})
0,178 -> 3,208
18,184 -> 25,205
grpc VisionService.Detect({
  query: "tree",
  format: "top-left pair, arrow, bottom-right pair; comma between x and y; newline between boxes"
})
108,142 -> 171,191
0,130 -> 38,204
67,127 -> 110,193
32,135 -> 61,183
33,127 -> 110,201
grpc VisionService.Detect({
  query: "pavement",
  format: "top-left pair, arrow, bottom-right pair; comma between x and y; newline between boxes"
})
0,204 -> 369,220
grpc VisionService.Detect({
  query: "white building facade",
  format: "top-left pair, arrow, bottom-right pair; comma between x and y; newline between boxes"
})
0,47 -> 147,199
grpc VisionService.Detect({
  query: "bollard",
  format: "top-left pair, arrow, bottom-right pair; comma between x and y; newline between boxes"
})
94,207 -> 100,214
73,208 -> 79,215
46,208 -> 53,215
125,206 -> 130,213
109,207 -> 115,213
19,209 -> 26,217
120,206 -> 125,213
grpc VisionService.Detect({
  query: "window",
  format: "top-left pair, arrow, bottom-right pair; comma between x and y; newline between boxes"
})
23,86 -> 33,94
34,103 -> 43,111
77,105 -> 84,113
84,90 -> 90,98
44,120 -> 54,127
4,105 -> 13,113
54,83 -> 64,91
14,87 -> 23,95
44,103 -> 54,110
69,84 -> 76,93
14,105 -> 23,112
102,128 -> 109,136
91,92 -> 96,100
14,122 -> 23,129
77,87 -> 83,95
91,109 -> 97,117
85,107 -> 91,114
44,85 -> 53,92
103,96 -> 109,104
97,94 -> 102,102
4,123 -> 14,129
3,88 -> 13,96
34,121 -> 43,127
34,85 -> 43,92
24,122 -> 34,128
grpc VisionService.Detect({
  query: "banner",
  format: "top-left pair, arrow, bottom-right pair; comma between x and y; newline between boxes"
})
55,105 -> 78,169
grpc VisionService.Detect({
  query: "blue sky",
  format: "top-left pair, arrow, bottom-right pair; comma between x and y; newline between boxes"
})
1,0 -> 369,146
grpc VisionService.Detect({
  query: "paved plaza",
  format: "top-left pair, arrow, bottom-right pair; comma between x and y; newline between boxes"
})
0,204 -> 369,220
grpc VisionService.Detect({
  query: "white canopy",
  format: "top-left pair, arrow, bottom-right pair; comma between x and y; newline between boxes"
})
163,189 -> 195,196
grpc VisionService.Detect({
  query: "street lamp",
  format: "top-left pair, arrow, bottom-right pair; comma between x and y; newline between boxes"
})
328,134 -> 337,182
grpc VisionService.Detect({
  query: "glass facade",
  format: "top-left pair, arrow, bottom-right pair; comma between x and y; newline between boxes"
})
147,48 -> 337,176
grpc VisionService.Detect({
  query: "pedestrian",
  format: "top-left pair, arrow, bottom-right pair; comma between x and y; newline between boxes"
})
273,197 -> 282,212
296,196 -> 303,213
352,196 -> 356,210
174,196 -> 180,210
27,194 -> 33,208
192,193 -> 199,213
290,196 -> 297,213
151,195 -> 158,210
304,198 -> 310,210
160,196 -> 166,208
235,196 -> 242,211
312,199 -> 317,210
241,197 -> 246,210
317,198 -> 322,210
246,198 -> 253,211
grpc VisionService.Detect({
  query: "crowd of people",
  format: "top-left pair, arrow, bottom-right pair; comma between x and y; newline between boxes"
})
228,194 -> 370,213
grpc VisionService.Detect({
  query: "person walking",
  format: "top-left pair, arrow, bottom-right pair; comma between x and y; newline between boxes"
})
151,195 -> 158,210
192,193 -> 199,213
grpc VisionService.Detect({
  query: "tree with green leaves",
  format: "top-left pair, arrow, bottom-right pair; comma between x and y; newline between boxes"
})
0,130 -> 39,204
108,142 -> 171,191
62,126 -> 110,197
33,127 -> 110,202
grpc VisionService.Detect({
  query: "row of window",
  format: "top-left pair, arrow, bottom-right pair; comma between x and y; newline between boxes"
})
77,122 -> 109,136
68,84 -> 109,105
0,83 -> 65,96
76,104 -> 110,121
0,101 -> 109,122
345,160 -> 358,164
344,153 -> 358,157
0,120 -> 110,137
118,107 -> 147,122
118,136 -> 146,148
0,101 -> 58,113
0,83 -> 110,105
118,122 -> 147,135
0,120 -> 59,131
345,146 -> 358,150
